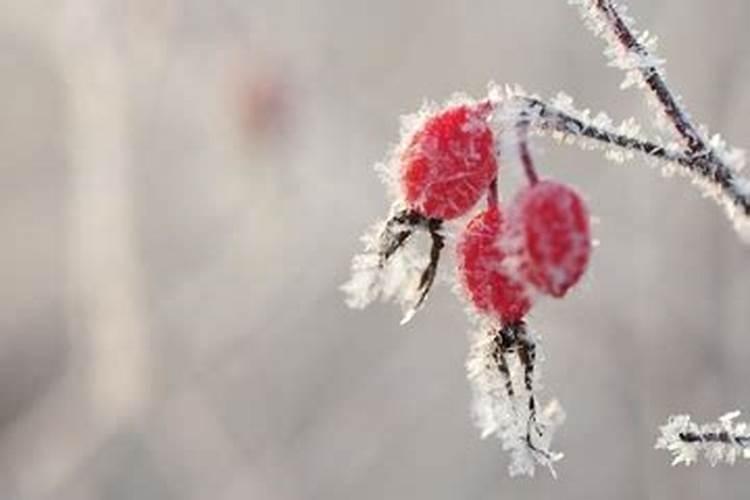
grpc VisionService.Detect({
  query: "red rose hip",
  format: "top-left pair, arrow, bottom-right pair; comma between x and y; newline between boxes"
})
400,103 -> 497,220
457,207 -> 531,323
511,180 -> 591,298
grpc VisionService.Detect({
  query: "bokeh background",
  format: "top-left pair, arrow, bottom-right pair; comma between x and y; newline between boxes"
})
1,0 -> 749,498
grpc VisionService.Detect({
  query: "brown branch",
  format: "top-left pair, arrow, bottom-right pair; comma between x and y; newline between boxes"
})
508,95 -> 750,218
594,0 -> 705,154
679,431 -> 750,447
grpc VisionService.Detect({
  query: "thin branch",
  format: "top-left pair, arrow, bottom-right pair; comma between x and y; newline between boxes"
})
656,412 -> 750,466
560,0 -> 750,233
505,94 -> 750,218
679,431 -> 750,447
516,118 -> 540,185
594,0 -> 705,153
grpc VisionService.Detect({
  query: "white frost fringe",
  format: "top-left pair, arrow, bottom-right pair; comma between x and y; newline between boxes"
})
466,323 -> 565,477
341,212 -> 429,321
656,411 -> 750,466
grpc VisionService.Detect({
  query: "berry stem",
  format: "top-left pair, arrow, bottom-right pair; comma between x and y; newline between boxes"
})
487,178 -> 499,208
485,98 -> 501,207
517,120 -> 539,185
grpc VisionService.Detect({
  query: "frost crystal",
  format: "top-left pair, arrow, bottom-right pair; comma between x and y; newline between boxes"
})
569,0 -> 661,76
656,412 -> 750,466
375,102 -> 437,203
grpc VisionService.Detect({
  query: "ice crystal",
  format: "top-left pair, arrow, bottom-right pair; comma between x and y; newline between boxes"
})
733,217 -> 750,244
376,93 -> 497,209
570,0 -> 662,75
375,102 -> 438,203
726,177 -> 750,243
656,411 -> 750,466
725,146 -> 746,173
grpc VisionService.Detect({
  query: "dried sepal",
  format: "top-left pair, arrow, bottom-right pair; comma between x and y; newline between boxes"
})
342,205 -> 445,323
466,320 -> 565,477
342,208 -> 423,312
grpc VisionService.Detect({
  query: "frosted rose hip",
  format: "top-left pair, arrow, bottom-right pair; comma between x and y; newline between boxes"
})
457,207 -> 531,322
511,180 -> 591,297
400,103 -> 497,220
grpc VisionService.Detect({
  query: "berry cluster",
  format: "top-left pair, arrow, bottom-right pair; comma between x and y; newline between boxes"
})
343,95 -> 594,475
457,179 -> 591,324
344,0 -> 750,476
355,98 -> 592,325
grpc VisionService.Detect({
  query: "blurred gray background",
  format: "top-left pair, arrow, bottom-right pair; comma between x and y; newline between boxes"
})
1,0 -> 749,498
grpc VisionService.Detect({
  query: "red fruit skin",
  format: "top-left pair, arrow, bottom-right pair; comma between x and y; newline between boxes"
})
511,180 -> 591,298
457,207 -> 531,323
400,103 -> 497,220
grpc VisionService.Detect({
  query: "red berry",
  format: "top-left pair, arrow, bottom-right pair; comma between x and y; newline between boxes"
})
400,103 -> 497,220
457,207 -> 531,323
510,180 -> 591,298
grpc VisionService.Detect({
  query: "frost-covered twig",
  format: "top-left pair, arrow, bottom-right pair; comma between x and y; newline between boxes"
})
516,94 -> 750,219
566,0 -> 750,231
586,0 -> 704,152
485,83 -> 750,240
656,412 -> 750,466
